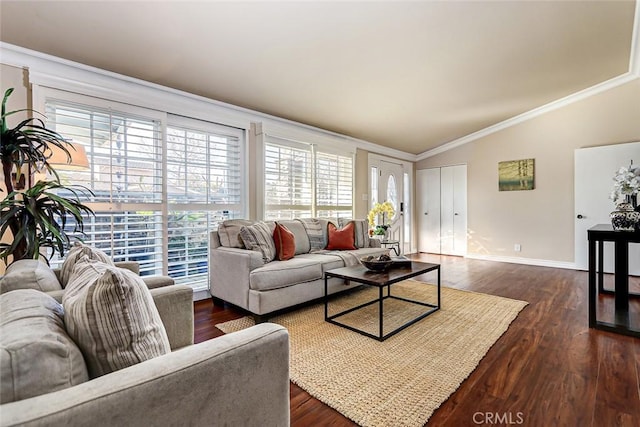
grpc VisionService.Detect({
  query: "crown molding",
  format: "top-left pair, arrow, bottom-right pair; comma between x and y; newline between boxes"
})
0,42 -> 417,161
416,72 -> 638,161
417,1 -> 640,162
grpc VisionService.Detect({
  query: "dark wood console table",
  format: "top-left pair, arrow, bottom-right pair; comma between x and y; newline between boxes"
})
588,224 -> 640,337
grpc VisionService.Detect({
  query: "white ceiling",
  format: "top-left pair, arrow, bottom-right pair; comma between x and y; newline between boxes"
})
0,1 -> 637,155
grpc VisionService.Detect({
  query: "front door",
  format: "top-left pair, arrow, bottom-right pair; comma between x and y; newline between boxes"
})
378,160 -> 404,252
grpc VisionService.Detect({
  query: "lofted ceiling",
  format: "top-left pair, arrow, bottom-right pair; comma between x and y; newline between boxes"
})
0,1 -> 637,155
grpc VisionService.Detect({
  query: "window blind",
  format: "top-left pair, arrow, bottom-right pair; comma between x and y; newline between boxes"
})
44,96 -> 246,291
45,100 -> 164,276
264,142 -> 313,220
315,151 -> 353,218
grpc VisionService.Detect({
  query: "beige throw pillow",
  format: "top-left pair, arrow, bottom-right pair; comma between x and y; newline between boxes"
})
0,289 -> 88,403
0,259 -> 63,295
63,257 -> 171,378
59,242 -> 113,287
217,219 -> 255,248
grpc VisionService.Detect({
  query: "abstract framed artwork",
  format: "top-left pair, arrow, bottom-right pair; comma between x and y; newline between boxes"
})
498,158 -> 535,191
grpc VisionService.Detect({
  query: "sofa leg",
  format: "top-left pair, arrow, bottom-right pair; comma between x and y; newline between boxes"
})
252,314 -> 268,324
211,296 -> 225,307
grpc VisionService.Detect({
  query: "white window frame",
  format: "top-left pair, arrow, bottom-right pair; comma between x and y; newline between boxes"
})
35,87 -> 248,293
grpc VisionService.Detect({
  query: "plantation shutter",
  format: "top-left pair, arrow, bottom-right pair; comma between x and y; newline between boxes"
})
264,140 -> 313,219
315,151 -> 353,219
45,100 -> 165,276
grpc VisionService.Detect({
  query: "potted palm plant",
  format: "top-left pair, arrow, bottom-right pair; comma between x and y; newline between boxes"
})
0,87 -> 93,264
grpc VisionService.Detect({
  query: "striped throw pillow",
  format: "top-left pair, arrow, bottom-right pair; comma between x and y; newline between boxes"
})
239,222 -> 276,263
62,257 -> 170,378
59,242 -> 113,287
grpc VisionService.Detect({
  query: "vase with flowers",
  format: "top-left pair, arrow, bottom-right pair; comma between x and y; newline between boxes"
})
609,162 -> 640,231
367,201 -> 396,240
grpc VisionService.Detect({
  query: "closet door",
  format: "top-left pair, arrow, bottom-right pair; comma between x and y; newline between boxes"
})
417,168 -> 441,253
417,165 -> 467,256
440,166 -> 455,255
452,165 -> 468,255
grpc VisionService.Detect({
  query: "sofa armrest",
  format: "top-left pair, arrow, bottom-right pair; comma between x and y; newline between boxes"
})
0,324 -> 290,427
209,247 -> 264,309
141,275 -> 175,289
150,285 -> 194,350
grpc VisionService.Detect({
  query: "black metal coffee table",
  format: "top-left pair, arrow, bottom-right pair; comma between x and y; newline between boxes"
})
324,261 -> 441,341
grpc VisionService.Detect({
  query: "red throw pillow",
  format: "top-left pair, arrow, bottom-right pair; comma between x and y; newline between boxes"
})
273,222 -> 296,261
326,222 -> 356,250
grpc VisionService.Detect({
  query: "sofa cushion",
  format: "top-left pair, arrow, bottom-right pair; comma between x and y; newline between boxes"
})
326,222 -> 356,250
279,220 -> 311,254
0,289 -> 88,403
273,223 -> 296,261
296,253 -> 345,272
249,258 -> 323,291
0,259 -> 63,294
63,258 -> 171,378
338,218 -> 371,249
240,222 -> 277,263
297,218 -> 328,252
59,242 -> 113,287
217,219 -> 254,248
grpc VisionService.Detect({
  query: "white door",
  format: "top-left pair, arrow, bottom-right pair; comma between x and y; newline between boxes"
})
417,165 -> 467,256
574,142 -> 640,274
440,165 -> 467,256
417,168 -> 441,253
379,160 -> 404,249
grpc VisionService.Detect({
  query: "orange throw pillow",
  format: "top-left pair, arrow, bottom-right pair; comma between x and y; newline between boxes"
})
326,222 -> 356,250
273,222 -> 296,261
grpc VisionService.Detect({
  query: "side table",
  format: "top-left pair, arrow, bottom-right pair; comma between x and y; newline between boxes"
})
588,224 -> 640,337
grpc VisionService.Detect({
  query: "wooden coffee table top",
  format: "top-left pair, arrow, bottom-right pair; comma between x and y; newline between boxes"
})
325,261 -> 440,287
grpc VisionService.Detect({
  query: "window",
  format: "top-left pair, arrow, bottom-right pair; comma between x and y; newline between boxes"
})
166,119 -> 244,289
264,140 -> 353,220
264,142 -> 313,220
44,94 -> 245,292
46,100 -> 164,276
315,151 -> 353,218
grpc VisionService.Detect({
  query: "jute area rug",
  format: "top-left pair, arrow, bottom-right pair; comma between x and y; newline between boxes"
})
216,280 -> 528,427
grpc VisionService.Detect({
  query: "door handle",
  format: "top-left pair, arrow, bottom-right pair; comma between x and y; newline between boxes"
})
424,212 -> 428,215
577,214 -> 585,219
454,213 -> 459,216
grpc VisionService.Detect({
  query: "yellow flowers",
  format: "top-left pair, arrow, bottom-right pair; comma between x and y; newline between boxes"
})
367,201 -> 395,227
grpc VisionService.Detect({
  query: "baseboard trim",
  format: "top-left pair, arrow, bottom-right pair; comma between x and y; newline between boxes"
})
465,253 -> 577,270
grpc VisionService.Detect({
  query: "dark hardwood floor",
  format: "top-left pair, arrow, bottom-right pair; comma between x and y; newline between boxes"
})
194,253 -> 640,426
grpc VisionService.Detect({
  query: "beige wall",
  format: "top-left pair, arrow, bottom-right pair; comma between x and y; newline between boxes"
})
1,64 -> 30,273
416,79 -> 640,263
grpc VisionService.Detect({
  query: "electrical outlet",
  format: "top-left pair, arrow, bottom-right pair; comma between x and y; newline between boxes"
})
362,194 -> 368,201
514,244 -> 521,252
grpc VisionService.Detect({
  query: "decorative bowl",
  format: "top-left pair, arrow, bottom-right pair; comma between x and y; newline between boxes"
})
360,257 -> 393,272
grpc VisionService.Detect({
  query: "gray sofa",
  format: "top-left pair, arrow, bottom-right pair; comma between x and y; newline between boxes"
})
209,218 -> 388,320
0,260 -> 290,427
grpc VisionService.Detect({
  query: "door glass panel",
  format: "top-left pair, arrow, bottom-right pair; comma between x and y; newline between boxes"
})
387,175 -> 397,218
